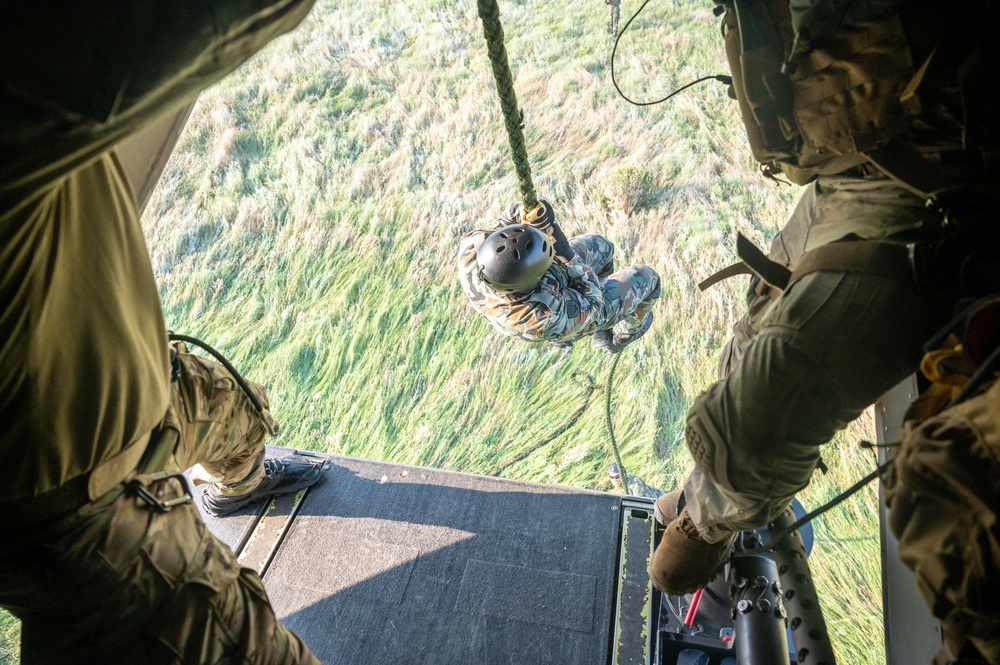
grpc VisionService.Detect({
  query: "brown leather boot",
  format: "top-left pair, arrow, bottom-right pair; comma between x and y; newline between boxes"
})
648,506 -> 736,595
653,488 -> 683,526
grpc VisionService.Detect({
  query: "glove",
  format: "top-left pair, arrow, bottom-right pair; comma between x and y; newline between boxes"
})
503,200 -> 576,261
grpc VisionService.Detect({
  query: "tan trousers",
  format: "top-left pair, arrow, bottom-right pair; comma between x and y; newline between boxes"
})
683,176 -> 955,542
0,350 -> 320,664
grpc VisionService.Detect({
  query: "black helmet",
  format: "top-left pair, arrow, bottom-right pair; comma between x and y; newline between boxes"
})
477,224 -> 555,293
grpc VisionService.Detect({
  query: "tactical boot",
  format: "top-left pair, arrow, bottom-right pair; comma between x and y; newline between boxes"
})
201,457 -> 324,517
653,488 -> 684,526
593,329 -> 614,352
649,506 -> 736,595
606,312 -> 653,353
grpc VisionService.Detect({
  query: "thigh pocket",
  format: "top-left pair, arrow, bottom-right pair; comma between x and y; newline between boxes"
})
139,503 -> 240,595
176,353 -> 237,424
761,271 -> 846,333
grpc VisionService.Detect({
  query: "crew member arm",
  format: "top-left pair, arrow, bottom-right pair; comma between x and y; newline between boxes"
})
1,0 -> 318,204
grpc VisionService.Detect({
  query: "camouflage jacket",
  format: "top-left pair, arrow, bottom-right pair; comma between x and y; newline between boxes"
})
457,223 -> 605,345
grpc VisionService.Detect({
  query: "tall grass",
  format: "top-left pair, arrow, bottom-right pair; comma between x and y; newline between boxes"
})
1,0 -> 886,662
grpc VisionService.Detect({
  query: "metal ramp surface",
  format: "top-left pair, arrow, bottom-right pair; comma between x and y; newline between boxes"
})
195,448 -> 656,665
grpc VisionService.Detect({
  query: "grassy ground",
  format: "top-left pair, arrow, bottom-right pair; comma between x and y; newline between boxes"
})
1,0 -> 887,662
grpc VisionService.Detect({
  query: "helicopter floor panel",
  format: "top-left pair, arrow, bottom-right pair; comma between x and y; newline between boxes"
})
197,448 -> 647,664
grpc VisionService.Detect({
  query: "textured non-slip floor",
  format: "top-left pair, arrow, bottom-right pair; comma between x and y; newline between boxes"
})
200,452 -> 625,664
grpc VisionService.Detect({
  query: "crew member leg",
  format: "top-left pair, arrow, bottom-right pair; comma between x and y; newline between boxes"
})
169,344 -> 272,491
682,268 -> 948,541
2,487 -> 319,664
168,345 -> 322,515
1,347 -> 323,663
650,268 -> 950,594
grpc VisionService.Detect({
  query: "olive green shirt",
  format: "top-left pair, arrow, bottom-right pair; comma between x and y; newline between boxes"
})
0,0 -> 315,500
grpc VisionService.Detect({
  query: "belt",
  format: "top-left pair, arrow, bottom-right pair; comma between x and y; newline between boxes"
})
2,430 -> 152,532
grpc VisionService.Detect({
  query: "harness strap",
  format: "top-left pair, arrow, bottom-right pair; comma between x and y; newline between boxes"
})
87,429 -> 153,500
698,262 -> 753,292
865,140 -> 962,202
2,428 -> 155,531
698,232 -> 791,295
699,234 -> 919,297
788,240 -> 917,288
737,232 -> 790,290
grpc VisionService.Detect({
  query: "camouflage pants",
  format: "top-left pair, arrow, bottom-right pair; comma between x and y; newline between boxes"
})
887,376 -> 1000,665
570,234 -> 660,335
0,348 -> 319,664
682,181 -> 955,542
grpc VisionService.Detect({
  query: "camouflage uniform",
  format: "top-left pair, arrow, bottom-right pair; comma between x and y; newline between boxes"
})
1,2 -> 320,662
457,220 -> 660,347
0,345 -> 318,664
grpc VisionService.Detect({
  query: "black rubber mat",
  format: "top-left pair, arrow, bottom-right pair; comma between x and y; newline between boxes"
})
261,455 -> 622,664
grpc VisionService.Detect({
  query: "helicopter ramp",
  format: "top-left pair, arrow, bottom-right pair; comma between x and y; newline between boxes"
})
195,448 -> 657,665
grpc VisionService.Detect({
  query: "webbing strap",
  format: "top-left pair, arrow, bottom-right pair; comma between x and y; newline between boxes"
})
866,141 -> 962,202
697,233 -> 791,294
697,261 -> 753,292
737,232 -> 791,290
788,240 -> 916,289
698,234 -> 917,296
87,429 -> 152,500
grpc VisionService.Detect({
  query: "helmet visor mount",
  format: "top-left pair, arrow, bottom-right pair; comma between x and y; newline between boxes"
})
477,224 -> 555,293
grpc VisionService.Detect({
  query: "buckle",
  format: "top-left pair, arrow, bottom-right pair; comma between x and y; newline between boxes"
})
907,242 -> 936,292
127,471 -> 193,513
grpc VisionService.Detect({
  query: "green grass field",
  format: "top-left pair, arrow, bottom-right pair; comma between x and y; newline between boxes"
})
1,0 -> 887,662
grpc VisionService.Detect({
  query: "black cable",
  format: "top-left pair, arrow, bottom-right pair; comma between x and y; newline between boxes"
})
610,0 -> 732,107
746,458 -> 893,554
604,351 -> 630,495
168,332 -> 266,416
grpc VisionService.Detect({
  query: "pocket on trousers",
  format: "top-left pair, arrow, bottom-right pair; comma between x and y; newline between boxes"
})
176,353 -> 237,424
760,271 -> 845,332
140,503 -> 240,595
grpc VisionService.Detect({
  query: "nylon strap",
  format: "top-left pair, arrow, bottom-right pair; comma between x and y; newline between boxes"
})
88,429 -> 153,499
697,233 -> 790,294
699,234 -> 917,296
737,232 -> 791,290
788,240 -> 916,288
698,262 -> 753,292
866,141 -> 961,202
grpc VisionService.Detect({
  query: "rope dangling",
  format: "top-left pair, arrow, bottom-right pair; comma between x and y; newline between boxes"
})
476,0 -> 539,212
604,351 -> 630,495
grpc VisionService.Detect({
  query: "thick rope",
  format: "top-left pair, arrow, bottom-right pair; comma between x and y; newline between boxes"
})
493,371 -> 600,475
604,351 -> 630,495
476,0 -> 538,210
